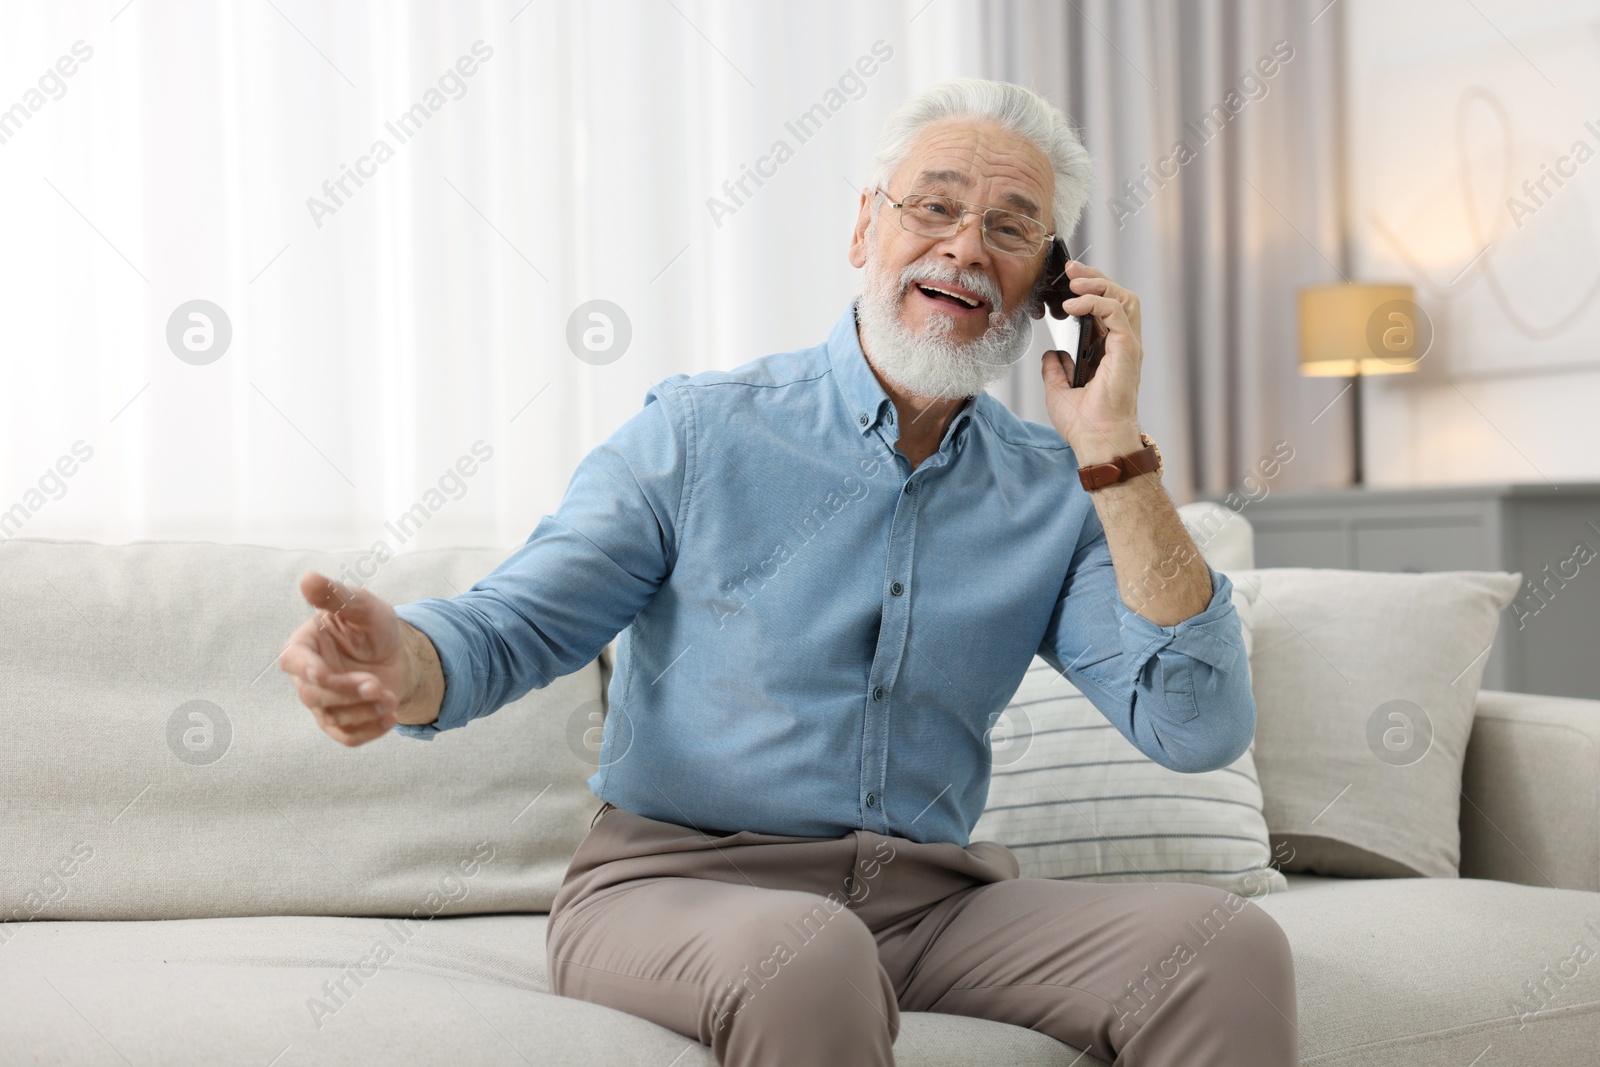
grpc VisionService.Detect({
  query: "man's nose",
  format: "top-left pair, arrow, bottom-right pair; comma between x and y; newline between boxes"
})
930,215 -> 995,287
941,211 -> 990,261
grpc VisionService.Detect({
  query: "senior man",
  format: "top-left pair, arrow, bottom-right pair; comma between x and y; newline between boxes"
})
279,78 -> 1296,1067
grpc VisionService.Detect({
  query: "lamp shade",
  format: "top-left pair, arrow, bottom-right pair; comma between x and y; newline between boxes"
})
1298,283 -> 1425,377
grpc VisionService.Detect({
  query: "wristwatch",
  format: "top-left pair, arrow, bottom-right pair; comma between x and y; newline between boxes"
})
1078,433 -> 1162,491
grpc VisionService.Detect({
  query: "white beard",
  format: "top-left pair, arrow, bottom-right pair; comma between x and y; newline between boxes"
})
855,223 -> 1039,401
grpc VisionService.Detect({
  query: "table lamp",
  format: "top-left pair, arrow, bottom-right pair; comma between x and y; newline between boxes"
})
1297,283 -> 1425,484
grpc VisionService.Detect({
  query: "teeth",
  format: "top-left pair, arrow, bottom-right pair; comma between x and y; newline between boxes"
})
918,283 -> 980,308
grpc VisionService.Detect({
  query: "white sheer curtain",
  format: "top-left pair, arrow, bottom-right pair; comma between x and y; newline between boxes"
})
979,0 -> 1353,501
0,0 -> 984,551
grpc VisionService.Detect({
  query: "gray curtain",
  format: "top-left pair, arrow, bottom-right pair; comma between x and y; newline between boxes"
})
982,0 -> 1354,501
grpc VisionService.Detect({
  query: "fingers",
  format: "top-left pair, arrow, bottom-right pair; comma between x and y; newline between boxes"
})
1068,273 -> 1126,302
314,704 -> 397,747
303,679 -> 397,745
1040,349 -> 1080,393
317,698 -> 395,730
280,576 -> 400,747
1061,292 -> 1131,334
278,629 -> 348,693
298,570 -> 358,616
292,671 -> 396,719
282,643 -> 398,737
277,636 -> 327,684
1065,264 -> 1141,330
1041,349 -> 1065,375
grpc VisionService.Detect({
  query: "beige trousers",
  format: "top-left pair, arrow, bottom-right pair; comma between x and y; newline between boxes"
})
546,801 -> 1298,1066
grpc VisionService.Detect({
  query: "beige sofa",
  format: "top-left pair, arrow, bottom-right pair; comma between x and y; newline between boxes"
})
3,507 -> 1598,1065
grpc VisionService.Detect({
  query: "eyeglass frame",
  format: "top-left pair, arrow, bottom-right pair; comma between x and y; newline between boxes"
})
872,186 -> 1056,257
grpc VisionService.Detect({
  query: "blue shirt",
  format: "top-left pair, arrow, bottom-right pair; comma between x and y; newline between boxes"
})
393,301 -> 1255,846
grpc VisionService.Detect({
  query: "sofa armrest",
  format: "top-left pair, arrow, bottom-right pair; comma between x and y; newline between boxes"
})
1459,689 -> 1600,893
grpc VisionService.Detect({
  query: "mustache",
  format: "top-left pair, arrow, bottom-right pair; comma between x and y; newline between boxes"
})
896,262 -> 1005,317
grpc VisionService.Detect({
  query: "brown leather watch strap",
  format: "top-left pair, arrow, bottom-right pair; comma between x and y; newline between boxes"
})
1078,442 -> 1161,491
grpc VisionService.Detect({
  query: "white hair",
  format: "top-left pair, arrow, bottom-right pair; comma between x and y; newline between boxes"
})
866,78 -> 1091,246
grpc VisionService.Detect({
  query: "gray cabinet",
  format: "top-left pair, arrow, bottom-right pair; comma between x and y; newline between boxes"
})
1202,484 -> 1600,699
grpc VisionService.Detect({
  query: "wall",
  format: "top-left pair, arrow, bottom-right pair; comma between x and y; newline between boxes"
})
1347,0 -> 1600,487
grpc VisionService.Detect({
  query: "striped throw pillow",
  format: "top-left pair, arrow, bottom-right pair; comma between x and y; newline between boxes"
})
972,576 -> 1286,897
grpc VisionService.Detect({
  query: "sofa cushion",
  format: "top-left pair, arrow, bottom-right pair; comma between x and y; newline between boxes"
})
0,914 -> 1098,1066
1236,568 -> 1520,878
7,877 -> 1598,1066
0,539 -> 601,921
1257,873 -> 1600,1065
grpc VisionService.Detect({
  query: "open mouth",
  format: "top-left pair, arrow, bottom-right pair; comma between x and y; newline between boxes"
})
912,282 -> 987,313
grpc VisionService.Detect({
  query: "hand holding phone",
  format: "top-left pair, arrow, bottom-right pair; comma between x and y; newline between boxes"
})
1039,239 -> 1106,388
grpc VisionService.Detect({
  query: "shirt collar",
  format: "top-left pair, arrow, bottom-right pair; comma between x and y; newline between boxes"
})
828,300 -> 978,442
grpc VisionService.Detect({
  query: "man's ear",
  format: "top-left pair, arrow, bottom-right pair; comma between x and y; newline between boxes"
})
848,190 -> 873,269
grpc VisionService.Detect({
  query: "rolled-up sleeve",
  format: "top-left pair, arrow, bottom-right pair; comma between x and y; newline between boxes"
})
393,377 -> 691,739
1035,512 -> 1255,773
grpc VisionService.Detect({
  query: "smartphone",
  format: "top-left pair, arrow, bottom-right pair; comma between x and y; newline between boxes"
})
1040,238 -> 1106,388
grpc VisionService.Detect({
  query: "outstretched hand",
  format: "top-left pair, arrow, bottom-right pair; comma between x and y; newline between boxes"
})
277,572 -> 410,747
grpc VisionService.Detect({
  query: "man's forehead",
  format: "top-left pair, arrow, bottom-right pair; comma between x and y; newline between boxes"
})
896,122 -> 1051,219
907,167 -> 1042,218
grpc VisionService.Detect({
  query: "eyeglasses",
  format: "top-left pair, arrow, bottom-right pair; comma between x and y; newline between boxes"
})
875,187 -> 1053,257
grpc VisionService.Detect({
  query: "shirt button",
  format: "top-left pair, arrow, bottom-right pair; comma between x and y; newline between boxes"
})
866,792 -> 877,808
890,581 -> 904,596
873,686 -> 884,701
903,482 -> 913,494
859,414 -> 868,426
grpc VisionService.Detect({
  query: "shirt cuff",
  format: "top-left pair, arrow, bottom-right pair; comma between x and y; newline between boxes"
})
392,599 -> 479,740
1114,563 -> 1245,680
